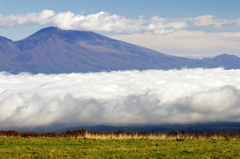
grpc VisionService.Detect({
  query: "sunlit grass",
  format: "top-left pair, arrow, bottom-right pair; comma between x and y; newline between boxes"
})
1,136 -> 240,158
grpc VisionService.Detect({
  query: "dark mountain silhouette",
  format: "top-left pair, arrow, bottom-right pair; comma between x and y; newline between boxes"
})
9,122 -> 240,134
54,122 -> 240,134
0,27 -> 238,74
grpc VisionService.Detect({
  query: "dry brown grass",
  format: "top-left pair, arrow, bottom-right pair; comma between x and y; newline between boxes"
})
1,129 -> 240,141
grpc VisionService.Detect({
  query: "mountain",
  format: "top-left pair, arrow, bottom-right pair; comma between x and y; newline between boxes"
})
0,36 -> 21,71
56,122 -> 240,134
202,54 -> 240,69
0,36 -> 20,61
25,122 -> 240,134
0,27 -> 238,74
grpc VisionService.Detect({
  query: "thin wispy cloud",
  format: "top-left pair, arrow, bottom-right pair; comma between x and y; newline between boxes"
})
1,10 -> 240,35
186,15 -> 240,28
0,68 -> 240,129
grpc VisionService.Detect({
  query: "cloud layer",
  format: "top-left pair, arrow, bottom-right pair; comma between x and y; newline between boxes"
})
1,68 -> 240,129
1,10 -> 240,35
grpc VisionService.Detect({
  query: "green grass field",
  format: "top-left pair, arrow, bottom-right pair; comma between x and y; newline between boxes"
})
0,137 -> 240,158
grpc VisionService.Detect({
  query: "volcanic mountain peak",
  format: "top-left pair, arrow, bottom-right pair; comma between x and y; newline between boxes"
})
25,27 -> 109,43
0,27 -> 239,74
14,27 -> 117,52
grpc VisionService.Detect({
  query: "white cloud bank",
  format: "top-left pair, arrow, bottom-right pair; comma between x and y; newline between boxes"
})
1,10 -> 240,35
0,10 -> 188,35
0,68 -> 240,128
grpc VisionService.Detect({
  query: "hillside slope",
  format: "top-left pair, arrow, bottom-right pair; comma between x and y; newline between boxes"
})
0,27 -> 237,74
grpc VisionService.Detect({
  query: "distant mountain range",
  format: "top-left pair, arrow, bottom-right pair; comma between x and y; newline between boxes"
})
12,122 -> 240,134
0,27 -> 239,74
55,122 -> 240,134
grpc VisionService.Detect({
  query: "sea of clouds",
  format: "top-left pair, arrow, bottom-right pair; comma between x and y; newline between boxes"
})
1,68 -> 240,129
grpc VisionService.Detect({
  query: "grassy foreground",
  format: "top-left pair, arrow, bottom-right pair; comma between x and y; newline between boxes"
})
0,137 -> 240,158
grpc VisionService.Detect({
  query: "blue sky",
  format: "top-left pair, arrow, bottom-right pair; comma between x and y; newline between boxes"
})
0,0 -> 240,57
1,0 -> 240,18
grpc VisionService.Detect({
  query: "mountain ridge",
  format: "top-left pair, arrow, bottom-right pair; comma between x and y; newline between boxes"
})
0,27 -> 238,74
202,54 -> 240,69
